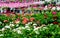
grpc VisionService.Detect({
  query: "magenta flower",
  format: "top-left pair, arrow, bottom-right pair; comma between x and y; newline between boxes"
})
52,12 -> 56,15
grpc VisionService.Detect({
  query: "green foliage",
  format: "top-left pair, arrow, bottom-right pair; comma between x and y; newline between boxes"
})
0,24 -> 60,38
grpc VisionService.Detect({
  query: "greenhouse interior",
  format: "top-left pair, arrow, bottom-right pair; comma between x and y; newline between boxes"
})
0,0 -> 60,38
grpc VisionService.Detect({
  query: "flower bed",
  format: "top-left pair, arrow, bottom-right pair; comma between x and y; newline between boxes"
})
0,11 -> 60,38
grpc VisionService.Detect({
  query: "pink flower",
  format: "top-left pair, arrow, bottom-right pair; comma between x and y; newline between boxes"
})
4,20 -> 8,23
14,18 -> 20,24
15,20 -> 20,24
52,12 -> 56,15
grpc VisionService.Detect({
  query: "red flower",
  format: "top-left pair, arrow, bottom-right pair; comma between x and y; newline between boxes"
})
30,17 -> 35,22
52,12 -> 56,15
22,18 -> 29,24
53,21 -> 58,24
3,20 -> 8,23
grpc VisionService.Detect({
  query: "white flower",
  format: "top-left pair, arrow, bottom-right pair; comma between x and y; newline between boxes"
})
44,6 -> 48,10
33,26 -> 40,34
0,34 -> 3,36
9,24 -> 14,27
33,23 -> 37,26
13,29 -> 22,34
34,26 -> 36,29
10,22 -> 13,24
52,7 -> 56,10
25,25 -> 30,28
57,7 -> 60,10
42,24 -> 46,26
25,25 -> 30,30
17,30 -> 22,34
5,26 -> 10,29
2,28 -> 5,31
34,27 -> 40,31
28,22 -> 32,25
13,29 -> 16,32
17,27 -> 25,30
34,28 -> 40,34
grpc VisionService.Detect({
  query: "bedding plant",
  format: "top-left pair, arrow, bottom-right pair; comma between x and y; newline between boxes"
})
0,11 -> 60,38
